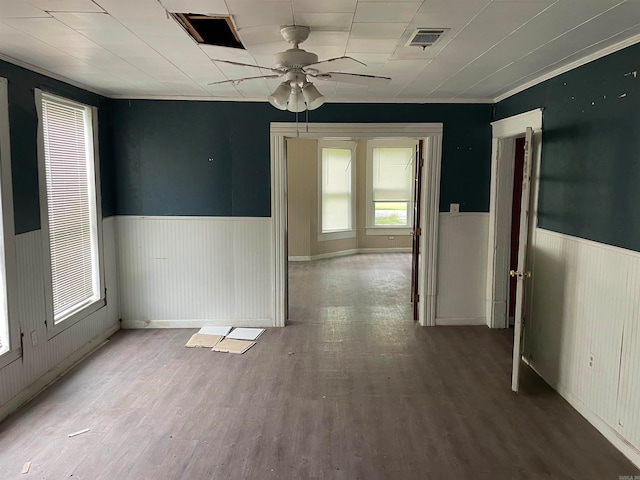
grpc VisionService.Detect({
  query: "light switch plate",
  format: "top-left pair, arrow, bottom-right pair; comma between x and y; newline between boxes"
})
450,203 -> 460,215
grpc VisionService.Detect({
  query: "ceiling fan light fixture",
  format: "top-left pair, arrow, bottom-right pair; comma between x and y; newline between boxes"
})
286,87 -> 306,113
268,82 -> 290,110
302,83 -> 325,110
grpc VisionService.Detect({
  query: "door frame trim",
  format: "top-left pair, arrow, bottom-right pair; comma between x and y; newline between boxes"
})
270,122 -> 443,327
486,109 -> 543,329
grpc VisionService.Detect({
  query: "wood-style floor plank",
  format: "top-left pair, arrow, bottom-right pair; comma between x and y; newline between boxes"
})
0,253 -> 637,479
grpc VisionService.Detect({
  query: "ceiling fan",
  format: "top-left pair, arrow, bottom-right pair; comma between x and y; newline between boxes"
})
209,25 -> 392,112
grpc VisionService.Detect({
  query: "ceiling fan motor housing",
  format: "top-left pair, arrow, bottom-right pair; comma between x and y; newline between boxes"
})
275,48 -> 318,69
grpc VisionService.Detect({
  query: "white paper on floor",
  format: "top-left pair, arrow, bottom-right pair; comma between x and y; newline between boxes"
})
198,326 -> 232,337
226,328 -> 265,341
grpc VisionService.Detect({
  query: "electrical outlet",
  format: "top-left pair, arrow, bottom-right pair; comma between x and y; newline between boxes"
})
388,236 -> 395,240
588,353 -> 595,369
31,330 -> 38,348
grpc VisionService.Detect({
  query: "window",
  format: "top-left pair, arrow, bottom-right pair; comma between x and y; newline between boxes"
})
318,141 -> 356,240
36,91 -> 103,328
366,139 -> 417,234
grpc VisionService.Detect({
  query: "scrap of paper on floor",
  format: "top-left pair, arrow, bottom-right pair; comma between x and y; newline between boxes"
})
226,328 -> 265,341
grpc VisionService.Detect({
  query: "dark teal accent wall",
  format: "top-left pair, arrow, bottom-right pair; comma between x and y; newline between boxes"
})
0,59 -> 114,235
112,100 -> 492,217
495,42 -> 640,252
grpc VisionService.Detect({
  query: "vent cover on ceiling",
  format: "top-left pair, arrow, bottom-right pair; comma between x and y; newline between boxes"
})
171,13 -> 244,49
406,28 -> 448,48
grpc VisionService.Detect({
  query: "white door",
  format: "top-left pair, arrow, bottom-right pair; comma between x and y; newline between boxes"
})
511,127 -> 534,393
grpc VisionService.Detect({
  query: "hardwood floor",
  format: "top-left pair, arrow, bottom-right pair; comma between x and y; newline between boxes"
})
0,253 -> 637,479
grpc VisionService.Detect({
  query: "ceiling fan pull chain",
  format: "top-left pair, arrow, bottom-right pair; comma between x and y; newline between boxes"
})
296,109 -> 299,137
305,108 -> 309,133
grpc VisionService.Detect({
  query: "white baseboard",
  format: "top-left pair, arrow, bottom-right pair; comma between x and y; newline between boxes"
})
121,318 -> 273,329
435,317 -> 487,326
529,361 -> 640,470
288,247 -> 411,262
0,323 -> 119,423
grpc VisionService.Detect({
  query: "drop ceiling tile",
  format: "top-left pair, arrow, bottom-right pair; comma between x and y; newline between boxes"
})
390,46 -> 443,61
305,46 -> 346,60
293,12 -> 353,31
354,2 -> 422,23
304,31 -> 349,48
349,22 -> 408,39
293,0 -> 357,14
158,0 -> 229,15
246,41 -> 289,55
234,79 -> 270,97
471,1 -> 554,25
347,52 -> 391,64
200,44 -> 257,61
0,0 -> 50,18
237,25 -> 283,46
417,0 -> 489,15
226,1 -> 293,29
28,0 -> 104,12
2,17 -> 76,37
346,38 -> 399,54
52,12 -> 122,30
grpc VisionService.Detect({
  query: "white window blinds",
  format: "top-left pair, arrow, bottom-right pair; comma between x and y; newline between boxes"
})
321,147 -> 353,232
372,147 -> 414,202
41,94 -> 99,323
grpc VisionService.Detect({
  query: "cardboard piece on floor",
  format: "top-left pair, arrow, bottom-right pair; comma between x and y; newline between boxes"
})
21,461 -> 31,474
211,338 -> 256,354
198,326 -> 232,337
226,328 -> 265,341
185,333 -> 223,348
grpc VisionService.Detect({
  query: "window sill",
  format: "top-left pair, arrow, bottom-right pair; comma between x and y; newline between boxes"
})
317,230 -> 356,242
0,347 -> 22,369
366,227 -> 413,236
47,297 -> 106,340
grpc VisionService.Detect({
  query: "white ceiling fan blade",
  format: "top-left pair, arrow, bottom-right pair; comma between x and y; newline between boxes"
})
210,58 -> 283,74
311,72 -> 392,87
208,74 -> 283,85
304,56 -> 366,73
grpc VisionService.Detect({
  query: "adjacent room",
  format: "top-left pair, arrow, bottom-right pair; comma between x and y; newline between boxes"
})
1,0 -> 640,478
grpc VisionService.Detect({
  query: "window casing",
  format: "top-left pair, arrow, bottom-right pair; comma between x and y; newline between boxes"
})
318,141 -> 357,241
0,78 -> 18,364
36,90 -> 104,333
366,139 -> 417,235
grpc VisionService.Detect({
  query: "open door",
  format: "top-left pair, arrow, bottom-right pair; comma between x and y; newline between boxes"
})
411,140 -> 424,321
511,127 -> 534,392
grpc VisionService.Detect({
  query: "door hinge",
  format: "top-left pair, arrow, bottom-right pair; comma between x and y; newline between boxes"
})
415,294 -> 420,302
509,270 -> 531,279
415,227 -> 422,237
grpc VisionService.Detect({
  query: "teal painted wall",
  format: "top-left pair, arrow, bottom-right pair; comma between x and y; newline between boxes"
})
495,42 -> 640,252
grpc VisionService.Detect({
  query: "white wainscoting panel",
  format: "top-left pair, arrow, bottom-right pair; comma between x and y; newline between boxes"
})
116,216 -> 273,328
527,228 -> 640,467
436,213 -> 489,325
0,218 -> 120,418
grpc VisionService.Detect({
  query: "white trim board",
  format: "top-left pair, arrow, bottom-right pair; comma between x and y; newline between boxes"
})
272,123 -> 443,328
538,227 -> 640,259
288,248 -> 412,262
121,319 -> 271,329
0,323 -> 118,423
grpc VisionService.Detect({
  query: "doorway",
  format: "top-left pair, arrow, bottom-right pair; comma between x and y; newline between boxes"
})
270,123 -> 443,327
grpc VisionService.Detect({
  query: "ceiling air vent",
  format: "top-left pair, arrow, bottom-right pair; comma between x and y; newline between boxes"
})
406,28 -> 448,48
171,13 -> 244,49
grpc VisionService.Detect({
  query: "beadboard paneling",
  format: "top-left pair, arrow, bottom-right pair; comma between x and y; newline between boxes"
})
116,216 -> 272,327
528,228 -> 640,465
0,218 -> 120,415
436,213 -> 489,325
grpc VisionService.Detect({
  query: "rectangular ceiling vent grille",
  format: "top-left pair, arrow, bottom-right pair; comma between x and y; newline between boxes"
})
406,28 -> 448,48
